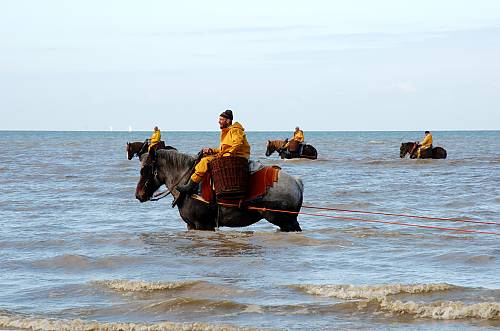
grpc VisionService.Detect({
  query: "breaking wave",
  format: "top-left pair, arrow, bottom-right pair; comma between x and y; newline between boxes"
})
293,283 -> 456,300
380,299 -> 499,320
95,279 -> 201,292
291,283 -> 499,320
0,313 -> 266,331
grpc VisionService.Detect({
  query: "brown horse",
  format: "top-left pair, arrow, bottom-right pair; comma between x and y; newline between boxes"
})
126,141 -> 176,160
400,142 -> 447,159
265,139 -> 318,160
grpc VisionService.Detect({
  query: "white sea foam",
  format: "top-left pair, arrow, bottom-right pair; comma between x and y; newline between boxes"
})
0,314 -> 268,331
95,279 -> 201,292
292,283 -> 500,320
294,283 -> 456,300
380,299 -> 500,320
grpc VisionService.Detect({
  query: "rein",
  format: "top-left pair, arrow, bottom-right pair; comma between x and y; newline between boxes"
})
149,151 -> 204,202
408,142 -> 418,156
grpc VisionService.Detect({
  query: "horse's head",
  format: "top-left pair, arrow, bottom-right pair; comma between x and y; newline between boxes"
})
400,142 -> 417,158
135,154 -> 162,202
399,143 -> 408,158
265,140 -> 276,156
126,142 -> 134,160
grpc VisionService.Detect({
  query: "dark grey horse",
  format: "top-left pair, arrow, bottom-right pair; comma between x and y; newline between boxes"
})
135,150 -> 303,231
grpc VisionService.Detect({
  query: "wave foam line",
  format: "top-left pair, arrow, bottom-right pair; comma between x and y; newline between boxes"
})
0,314 -> 268,331
294,283 -> 456,300
293,283 -> 499,320
95,279 -> 201,292
381,299 -> 500,320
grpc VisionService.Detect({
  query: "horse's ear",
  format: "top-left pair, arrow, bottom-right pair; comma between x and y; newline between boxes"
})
401,143 -> 403,146
268,140 -> 271,143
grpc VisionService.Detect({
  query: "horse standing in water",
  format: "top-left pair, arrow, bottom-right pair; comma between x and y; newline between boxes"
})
265,140 -> 318,160
135,150 -> 303,231
400,142 -> 447,159
126,141 -> 176,160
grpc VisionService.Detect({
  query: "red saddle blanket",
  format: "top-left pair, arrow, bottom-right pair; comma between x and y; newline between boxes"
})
201,166 -> 280,203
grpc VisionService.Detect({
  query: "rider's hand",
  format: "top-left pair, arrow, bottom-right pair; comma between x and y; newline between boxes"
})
202,147 -> 212,154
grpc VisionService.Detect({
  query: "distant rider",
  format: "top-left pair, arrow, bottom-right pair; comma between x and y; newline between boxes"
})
147,126 -> 161,157
283,126 -> 305,157
416,130 -> 433,158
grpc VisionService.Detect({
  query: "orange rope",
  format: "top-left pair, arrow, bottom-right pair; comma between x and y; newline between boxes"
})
217,203 -> 500,236
301,205 -> 499,226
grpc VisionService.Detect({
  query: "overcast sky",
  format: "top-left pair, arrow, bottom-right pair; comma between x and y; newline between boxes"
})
1,0 -> 499,131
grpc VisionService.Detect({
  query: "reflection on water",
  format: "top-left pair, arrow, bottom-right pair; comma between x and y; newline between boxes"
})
140,231 -> 266,257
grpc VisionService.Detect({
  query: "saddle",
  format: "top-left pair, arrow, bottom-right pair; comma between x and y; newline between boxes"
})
201,158 -> 280,204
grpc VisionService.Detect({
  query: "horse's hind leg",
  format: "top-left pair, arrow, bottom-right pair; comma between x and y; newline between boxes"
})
264,212 -> 302,232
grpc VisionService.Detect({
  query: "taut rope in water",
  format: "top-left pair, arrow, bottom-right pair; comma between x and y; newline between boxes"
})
215,202 -> 500,236
300,205 -> 500,226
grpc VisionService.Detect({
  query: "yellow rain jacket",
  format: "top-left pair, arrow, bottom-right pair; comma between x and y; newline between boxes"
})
148,129 -> 161,152
190,122 -> 250,183
420,133 -> 432,149
293,130 -> 304,143
211,122 -> 250,159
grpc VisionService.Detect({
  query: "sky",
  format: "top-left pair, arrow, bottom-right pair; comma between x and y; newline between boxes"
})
1,0 -> 499,131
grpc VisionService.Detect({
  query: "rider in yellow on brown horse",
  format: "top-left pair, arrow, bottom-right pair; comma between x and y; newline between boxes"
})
283,126 -> 304,156
177,109 -> 251,194
417,130 -> 433,158
148,126 -> 161,157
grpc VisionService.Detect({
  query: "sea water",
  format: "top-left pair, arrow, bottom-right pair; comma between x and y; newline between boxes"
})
0,131 -> 498,330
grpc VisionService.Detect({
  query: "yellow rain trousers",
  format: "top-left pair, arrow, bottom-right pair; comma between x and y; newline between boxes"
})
417,134 -> 433,158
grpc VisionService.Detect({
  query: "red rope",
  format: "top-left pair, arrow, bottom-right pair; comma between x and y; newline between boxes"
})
217,203 -> 500,236
301,205 -> 499,226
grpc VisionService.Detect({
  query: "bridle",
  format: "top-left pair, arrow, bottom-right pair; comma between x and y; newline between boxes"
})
142,151 -> 202,202
267,140 -> 286,156
408,142 -> 418,157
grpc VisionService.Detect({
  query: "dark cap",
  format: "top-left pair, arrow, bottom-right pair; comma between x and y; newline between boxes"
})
220,109 -> 233,120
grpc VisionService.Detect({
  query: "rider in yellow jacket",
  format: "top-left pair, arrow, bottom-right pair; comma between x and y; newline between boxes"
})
283,127 -> 304,154
148,126 -> 161,153
293,127 -> 304,143
177,109 -> 250,193
417,131 -> 433,158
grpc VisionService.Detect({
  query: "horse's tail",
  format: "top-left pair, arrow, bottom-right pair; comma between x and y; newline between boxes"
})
294,177 -> 304,210
295,177 -> 304,192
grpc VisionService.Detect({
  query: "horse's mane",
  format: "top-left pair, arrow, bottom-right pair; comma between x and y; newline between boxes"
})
155,149 -> 196,172
269,140 -> 286,149
127,141 -> 144,149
